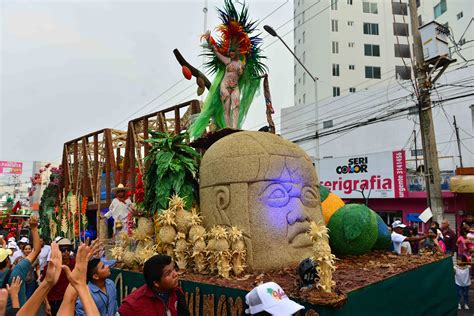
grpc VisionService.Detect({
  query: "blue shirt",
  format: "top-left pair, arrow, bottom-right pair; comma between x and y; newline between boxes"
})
0,258 -> 31,310
75,278 -> 117,316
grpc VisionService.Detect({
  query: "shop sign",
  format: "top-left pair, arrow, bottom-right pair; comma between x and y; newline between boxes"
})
0,161 -> 23,175
319,150 -> 407,199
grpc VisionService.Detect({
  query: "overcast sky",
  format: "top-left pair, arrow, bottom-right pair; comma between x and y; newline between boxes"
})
1,0 -> 294,167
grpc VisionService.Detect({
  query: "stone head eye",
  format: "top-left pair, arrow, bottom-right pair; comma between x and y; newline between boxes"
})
302,187 -> 318,207
260,183 -> 290,207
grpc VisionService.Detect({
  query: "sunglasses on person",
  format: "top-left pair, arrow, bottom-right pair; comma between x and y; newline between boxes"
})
59,246 -> 72,253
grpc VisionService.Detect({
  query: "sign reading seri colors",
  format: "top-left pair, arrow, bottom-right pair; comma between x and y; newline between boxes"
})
319,151 -> 407,199
0,161 -> 23,175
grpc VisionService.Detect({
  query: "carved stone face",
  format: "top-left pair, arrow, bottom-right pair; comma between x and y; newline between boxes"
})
199,131 -> 324,271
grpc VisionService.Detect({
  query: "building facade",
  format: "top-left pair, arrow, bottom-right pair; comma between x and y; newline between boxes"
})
287,0 -> 473,229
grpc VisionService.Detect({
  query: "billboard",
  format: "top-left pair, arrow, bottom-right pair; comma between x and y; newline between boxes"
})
0,161 -> 23,175
319,150 -> 407,199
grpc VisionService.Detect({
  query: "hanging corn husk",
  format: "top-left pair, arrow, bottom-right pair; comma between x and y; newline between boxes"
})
307,221 -> 336,293
68,193 -> 78,215
50,219 -> 57,240
61,213 -> 68,235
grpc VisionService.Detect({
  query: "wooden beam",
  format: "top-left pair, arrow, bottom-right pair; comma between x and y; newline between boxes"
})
81,137 -> 92,198
73,142 -> 79,194
104,131 -> 112,205
105,129 -> 118,188
121,122 -> 132,185
174,108 -> 181,134
93,134 -> 99,203
62,144 -> 70,192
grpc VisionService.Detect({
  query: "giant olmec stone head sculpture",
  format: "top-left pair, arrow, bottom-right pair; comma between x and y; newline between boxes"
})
200,131 -> 324,271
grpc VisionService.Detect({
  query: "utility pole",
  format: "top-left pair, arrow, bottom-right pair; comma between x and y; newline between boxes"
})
413,129 -> 418,170
408,0 -> 444,222
453,115 -> 463,167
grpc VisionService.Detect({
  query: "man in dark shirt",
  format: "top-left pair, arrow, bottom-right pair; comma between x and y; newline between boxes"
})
441,219 -> 456,255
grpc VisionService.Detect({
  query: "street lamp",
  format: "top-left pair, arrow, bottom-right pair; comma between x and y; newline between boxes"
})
264,24 -> 320,170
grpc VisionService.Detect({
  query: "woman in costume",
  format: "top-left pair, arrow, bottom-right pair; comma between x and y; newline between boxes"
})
188,0 -> 267,138
203,31 -> 244,129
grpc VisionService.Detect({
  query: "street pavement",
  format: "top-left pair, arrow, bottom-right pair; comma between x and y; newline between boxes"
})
458,290 -> 474,316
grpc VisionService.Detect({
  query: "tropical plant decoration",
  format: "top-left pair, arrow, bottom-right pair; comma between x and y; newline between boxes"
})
144,131 -> 200,215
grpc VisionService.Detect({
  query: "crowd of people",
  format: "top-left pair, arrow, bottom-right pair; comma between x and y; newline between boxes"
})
390,218 -> 472,310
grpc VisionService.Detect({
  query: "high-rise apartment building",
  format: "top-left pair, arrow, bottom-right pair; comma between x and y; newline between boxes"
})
293,0 -> 472,105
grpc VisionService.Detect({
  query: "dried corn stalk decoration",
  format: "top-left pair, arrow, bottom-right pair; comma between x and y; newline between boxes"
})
174,232 -> 189,270
61,213 -> 68,235
307,221 -> 336,293
229,226 -> 246,276
208,226 -> 232,278
50,219 -> 57,240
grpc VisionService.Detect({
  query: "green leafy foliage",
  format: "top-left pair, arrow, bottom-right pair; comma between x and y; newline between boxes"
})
372,212 -> 392,250
143,131 -> 200,215
327,204 -> 378,255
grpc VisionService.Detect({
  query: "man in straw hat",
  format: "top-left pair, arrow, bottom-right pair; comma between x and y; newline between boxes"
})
104,184 -> 131,239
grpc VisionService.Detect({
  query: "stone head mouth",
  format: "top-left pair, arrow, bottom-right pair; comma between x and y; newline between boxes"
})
287,221 -> 311,243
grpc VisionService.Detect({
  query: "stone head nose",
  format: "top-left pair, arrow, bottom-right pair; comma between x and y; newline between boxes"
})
286,200 -> 310,225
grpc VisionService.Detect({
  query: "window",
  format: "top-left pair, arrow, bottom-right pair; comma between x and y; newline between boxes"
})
457,12 -> 463,20
332,19 -> 339,32
364,44 -> 380,56
347,0 -> 353,4
348,42 -> 355,47
302,11 -> 305,22
294,84 -> 296,95
303,73 -> 306,84
395,65 -> 411,80
363,23 -> 379,35
303,94 -> 306,104
363,2 -> 378,14
298,38 -> 301,44
332,41 -> 339,54
303,31 -> 305,43
393,23 -> 409,36
303,51 -> 306,63
323,120 -> 334,129
411,149 -> 423,156
332,64 -> 340,76
349,87 -> 356,93
394,44 -> 411,58
392,2 -> 408,15
434,0 -> 447,18
418,15 -> 423,26
294,65 -> 296,76
365,66 -> 381,79
348,21 -> 354,26
349,64 -> 355,70
333,87 -> 340,97
331,0 -> 338,10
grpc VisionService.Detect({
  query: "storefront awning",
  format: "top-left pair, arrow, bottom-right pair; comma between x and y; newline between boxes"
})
450,175 -> 474,193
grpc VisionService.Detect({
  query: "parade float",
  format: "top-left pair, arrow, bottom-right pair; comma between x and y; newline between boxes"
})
42,1 -> 456,315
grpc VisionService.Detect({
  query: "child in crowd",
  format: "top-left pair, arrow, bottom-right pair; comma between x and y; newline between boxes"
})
457,227 -> 469,258
454,255 -> 471,310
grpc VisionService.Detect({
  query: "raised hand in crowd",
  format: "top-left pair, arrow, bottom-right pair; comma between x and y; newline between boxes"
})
0,289 -> 7,316
25,215 -> 41,264
59,244 -> 99,316
6,277 -> 22,309
16,242 -> 63,316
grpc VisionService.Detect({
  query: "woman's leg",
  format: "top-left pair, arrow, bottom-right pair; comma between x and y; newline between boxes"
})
220,85 -> 231,127
230,88 -> 240,128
